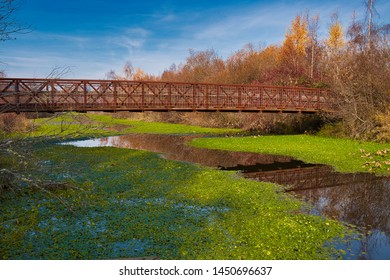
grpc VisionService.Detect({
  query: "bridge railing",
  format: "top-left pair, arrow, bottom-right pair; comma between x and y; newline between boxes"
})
0,78 -> 337,113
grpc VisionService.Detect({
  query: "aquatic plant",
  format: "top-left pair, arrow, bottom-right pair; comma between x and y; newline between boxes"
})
0,145 -> 350,260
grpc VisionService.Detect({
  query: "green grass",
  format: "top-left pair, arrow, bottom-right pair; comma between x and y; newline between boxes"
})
190,135 -> 390,174
0,145 -> 351,260
27,113 -> 240,138
87,113 -> 241,135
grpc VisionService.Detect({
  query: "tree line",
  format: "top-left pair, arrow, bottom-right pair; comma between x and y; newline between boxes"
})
109,2 -> 389,140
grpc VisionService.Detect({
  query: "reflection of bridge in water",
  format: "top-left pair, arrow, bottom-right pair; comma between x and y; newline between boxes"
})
242,165 -> 385,192
242,164 -> 390,260
1,78 -> 337,113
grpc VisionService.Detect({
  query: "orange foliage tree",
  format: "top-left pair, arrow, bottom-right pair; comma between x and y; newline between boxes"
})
279,15 -> 309,81
161,49 -> 224,83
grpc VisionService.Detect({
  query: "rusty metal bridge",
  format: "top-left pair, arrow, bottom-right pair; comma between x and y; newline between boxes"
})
0,78 -> 337,113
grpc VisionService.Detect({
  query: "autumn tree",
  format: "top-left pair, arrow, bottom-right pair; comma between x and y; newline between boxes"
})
326,14 -> 345,55
324,13 -> 345,83
161,64 -> 178,82
279,15 -> 309,83
222,44 -> 280,85
331,5 -> 390,140
306,14 -> 321,79
256,45 -> 281,84
163,49 -> 224,83
223,44 -> 260,84
132,67 -> 147,81
105,61 -> 158,81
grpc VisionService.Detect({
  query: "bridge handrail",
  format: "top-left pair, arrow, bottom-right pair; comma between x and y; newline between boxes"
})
0,77 -> 333,93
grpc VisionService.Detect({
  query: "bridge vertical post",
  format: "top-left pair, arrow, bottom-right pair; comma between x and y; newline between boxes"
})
259,86 -> 263,109
205,84 -> 209,110
316,89 -> 320,110
216,85 -> 220,108
168,82 -> 172,109
50,79 -> 55,109
192,84 -> 196,110
15,79 -> 20,113
279,88 -> 283,110
14,79 -> 20,102
238,85 -> 242,109
298,88 -> 302,110
83,80 -> 87,108
113,81 -> 117,106
141,82 -> 145,110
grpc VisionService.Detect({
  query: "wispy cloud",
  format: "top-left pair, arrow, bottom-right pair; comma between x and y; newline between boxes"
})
109,27 -> 152,54
157,13 -> 177,23
194,5 -> 288,41
124,27 -> 151,38
38,32 -> 90,44
3,46 -> 126,79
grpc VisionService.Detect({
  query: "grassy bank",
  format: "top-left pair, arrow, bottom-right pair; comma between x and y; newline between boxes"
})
1,144 -> 350,260
27,113 -> 240,138
190,135 -> 390,174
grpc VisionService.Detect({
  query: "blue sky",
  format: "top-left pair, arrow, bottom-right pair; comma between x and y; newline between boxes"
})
1,0 -> 389,79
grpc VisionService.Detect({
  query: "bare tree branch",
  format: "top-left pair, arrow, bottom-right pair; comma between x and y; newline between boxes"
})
0,0 -> 30,42
45,65 -> 75,79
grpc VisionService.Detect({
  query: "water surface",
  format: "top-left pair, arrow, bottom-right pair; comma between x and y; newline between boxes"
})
62,134 -> 390,259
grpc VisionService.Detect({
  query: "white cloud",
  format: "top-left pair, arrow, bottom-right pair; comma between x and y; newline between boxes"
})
108,27 -> 152,55
157,13 -> 176,23
3,48 -> 125,79
124,27 -> 151,37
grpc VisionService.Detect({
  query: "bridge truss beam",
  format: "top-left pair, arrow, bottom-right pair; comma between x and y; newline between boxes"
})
0,78 -> 337,113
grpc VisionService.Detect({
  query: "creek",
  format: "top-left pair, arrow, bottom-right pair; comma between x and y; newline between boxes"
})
62,134 -> 390,260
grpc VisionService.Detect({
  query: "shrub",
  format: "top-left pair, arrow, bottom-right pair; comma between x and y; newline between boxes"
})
0,113 -> 31,133
372,112 -> 390,142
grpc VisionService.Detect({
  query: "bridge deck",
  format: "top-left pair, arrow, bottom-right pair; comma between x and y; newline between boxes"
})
0,78 -> 337,113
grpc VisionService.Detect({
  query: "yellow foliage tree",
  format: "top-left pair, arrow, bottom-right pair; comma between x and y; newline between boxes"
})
290,15 -> 308,56
133,67 -> 147,81
326,20 -> 345,55
279,15 -> 309,79
325,15 -> 345,83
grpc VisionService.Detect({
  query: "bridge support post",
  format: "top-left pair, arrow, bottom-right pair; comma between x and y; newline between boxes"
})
192,84 -> 196,110
238,86 -> 242,108
168,83 -> 172,109
205,85 -> 209,110
83,80 -> 87,108
50,80 -> 55,109
14,79 -> 20,113
141,82 -> 145,110
279,88 -> 284,110
298,89 -> 302,110
216,85 -> 220,108
113,81 -> 117,106
316,89 -> 320,110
